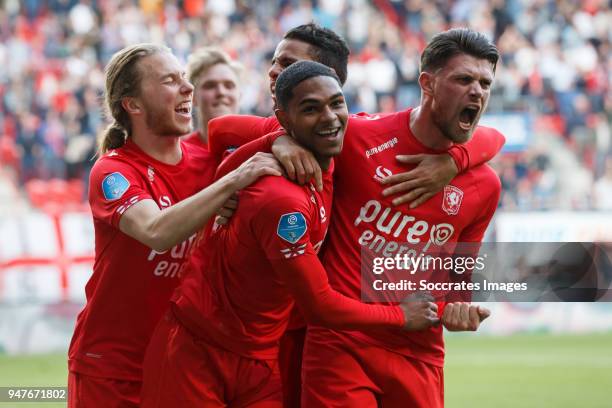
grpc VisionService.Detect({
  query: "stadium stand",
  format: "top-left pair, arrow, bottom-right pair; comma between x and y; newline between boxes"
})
0,0 -> 609,211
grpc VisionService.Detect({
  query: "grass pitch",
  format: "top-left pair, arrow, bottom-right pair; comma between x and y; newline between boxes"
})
0,333 -> 610,407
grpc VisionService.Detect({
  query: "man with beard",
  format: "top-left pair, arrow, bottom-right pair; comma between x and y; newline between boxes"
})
208,24 -> 504,407
67,43 -> 281,408
142,60 -> 441,408
298,28 -> 499,407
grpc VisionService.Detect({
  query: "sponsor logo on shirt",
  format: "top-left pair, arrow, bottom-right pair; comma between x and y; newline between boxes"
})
354,199 -> 455,256
373,165 -> 393,182
442,185 -> 463,216
365,137 -> 398,158
277,212 -> 307,244
147,233 -> 198,278
158,195 -> 172,208
102,172 -> 130,200
148,166 -> 155,182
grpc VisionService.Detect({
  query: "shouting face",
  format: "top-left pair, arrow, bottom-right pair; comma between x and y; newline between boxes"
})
427,53 -> 494,143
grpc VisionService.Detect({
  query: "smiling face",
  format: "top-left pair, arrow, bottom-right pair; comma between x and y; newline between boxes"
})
268,39 -> 315,97
193,62 -> 240,124
135,52 -> 194,136
276,75 -> 348,169
426,53 -> 494,143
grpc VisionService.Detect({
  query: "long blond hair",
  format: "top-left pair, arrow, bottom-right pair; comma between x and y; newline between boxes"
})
98,43 -> 171,155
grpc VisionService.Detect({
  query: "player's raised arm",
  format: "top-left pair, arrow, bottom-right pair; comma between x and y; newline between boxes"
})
213,127 -> 324,191
208,114 -> 281,160
448,126 -> 506,172
118,152 -> 282,251
213,130 -> 284,179
380,127 -> 505,208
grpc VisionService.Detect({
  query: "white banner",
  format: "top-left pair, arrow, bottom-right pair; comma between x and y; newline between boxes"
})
495,212 -> 612,242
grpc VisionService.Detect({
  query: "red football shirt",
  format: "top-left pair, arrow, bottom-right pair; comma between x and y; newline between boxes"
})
183,130 -> 208,151
208,111 -> 502,366
322,108 -> 501,367
173,158 -> 405,360
208,114 -> 282,159
68,139 -> 216,380
208,113 -> 505,172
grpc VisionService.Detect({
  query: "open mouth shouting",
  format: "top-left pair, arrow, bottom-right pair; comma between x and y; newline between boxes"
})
458,105 -> 480,131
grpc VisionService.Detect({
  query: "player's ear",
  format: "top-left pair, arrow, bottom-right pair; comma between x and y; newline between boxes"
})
419,71 -> 434,97
122,97 -> 142,115
275,107 -> 290,131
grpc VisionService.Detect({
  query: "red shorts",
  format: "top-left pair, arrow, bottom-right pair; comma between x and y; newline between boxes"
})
278,327 -> 306,408
301,327 -> 444,408
67,371 -> 140,408
141,310 -> 282,408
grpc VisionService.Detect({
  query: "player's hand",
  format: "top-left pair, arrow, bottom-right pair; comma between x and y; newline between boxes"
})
231,152 -> 283,190
380,154 -> 458,208
271,135 -> 323,191
441,302 -> 490,332
399,292 -> 440,331
215,193 -> 238,226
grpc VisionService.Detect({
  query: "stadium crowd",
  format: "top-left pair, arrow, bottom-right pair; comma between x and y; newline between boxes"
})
0,0 -> 609,211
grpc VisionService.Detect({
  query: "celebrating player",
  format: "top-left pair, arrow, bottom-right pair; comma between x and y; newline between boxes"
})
298,28 -> 500,407
208,23 -> 505,204
67,43 -> 281,408
206,23 -> 505,406
184,47 -> 242,150
141,61 -> 441,407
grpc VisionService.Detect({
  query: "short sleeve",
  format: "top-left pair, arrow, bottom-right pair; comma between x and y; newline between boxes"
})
250,190 -> 315,262
88,158 -> 153,227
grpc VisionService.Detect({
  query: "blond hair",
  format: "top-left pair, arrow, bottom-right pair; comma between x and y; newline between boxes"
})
186,47 -> 242,87
98,43 -> 171,155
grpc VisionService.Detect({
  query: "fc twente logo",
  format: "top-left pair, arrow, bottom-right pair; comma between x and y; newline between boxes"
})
442,185 -> 463,216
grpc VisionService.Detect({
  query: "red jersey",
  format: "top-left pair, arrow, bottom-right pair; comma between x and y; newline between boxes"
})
174,168 -> 334,360
183,130 -> 208,151
208,114 -> 282,159
323,109 -> 501,366
208,113 -> 504,173
173,159 -> 405,360
208,111 -> 502,367
69,139 -> 216,381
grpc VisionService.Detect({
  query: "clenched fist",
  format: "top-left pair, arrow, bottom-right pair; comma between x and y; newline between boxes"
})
441,302 -> 490,332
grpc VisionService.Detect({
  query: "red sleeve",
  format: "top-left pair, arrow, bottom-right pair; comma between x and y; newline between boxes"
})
459,172 -> 501,243
446,171 -> 501,303
448,127 -> 505,173
88,158 -> 152,227
252,193 -> 405,330
214,131 -> 285,180
208,115 -> 281,162
271,254 -> 405,330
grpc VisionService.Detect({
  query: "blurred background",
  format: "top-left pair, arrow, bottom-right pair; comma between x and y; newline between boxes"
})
0,0 -> 610,407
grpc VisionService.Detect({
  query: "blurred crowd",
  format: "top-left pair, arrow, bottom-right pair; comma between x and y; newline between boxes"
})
0,0 -> 610,211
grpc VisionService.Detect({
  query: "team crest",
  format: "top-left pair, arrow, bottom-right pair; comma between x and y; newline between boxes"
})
277,212 -> 307,244
442,185 -> 463,216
